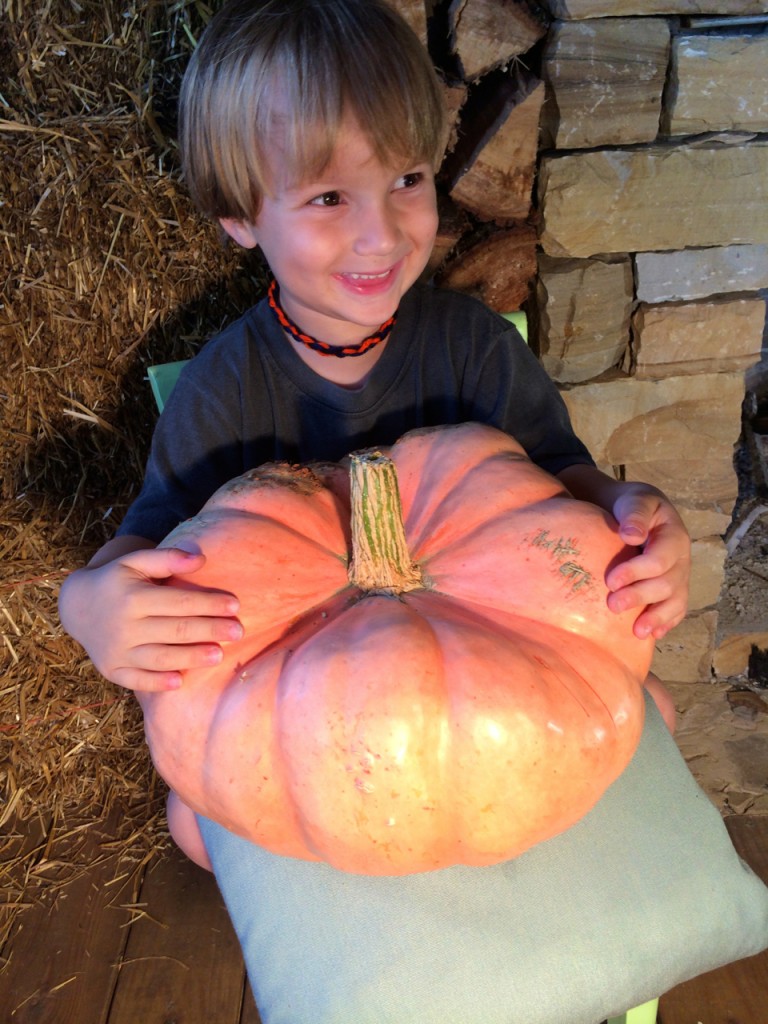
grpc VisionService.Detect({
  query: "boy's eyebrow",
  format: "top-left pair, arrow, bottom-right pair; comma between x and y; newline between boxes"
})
284,156 -> 432,193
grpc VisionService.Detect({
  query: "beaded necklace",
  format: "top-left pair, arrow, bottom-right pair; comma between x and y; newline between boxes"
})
267,279 -> 396,358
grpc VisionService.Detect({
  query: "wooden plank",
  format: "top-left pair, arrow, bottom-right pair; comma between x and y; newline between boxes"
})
1,811 -> 49,954
107,846 -> 246,1024
659,816 -> 768,1024
0,811 -> 138,1024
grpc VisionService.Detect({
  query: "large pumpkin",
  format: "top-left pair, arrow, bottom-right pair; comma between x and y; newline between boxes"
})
139,423 -> 654,875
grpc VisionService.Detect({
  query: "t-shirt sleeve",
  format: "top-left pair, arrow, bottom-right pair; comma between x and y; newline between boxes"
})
117,350 -> 247,542
460,313 -> 595,476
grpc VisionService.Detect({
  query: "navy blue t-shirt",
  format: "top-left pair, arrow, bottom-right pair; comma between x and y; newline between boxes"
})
118,284 -> 593,541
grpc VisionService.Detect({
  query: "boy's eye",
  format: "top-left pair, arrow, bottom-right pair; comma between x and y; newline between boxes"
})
396,171 -> 424,190
309,191 -> 342,207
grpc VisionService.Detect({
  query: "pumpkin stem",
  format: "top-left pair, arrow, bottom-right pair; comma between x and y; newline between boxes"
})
348,449 -> 424,595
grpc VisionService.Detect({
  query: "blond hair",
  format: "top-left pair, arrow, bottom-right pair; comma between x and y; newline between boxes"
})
179,0 -> 447,222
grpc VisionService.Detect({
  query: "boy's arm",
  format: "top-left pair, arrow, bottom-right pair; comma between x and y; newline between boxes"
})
556,463 -> 691,640
58,536 -> 242,692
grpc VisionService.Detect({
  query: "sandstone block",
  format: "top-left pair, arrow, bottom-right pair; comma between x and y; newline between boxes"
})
666,32 -> 768,135
677,506 -> 733,542
539,140 -> 768,258
651,610 -> 718,683
535,255 -> 632,383
561,371 -> 744,468
688,536 -> 728,611
541,1 -> 768,17
635,245 -> 768,302
621,458 -> 738,514
541,18 -> 669,148
633,297 -> 766,379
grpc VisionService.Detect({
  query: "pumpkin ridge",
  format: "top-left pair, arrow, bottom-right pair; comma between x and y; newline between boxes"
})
393,425 -> 524,530
201,641 -> 326,863
167,508 -> 351,565
403,455 -> 568,558
406,587 -> 651,687
411,494 -> 578,564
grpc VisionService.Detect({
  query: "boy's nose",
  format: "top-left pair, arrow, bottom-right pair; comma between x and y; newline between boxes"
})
353,200 -> 400,256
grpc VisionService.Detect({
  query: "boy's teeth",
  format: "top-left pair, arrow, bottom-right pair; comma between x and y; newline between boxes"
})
349,271 -> 388,280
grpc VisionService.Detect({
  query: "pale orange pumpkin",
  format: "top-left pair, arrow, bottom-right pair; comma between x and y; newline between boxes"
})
139,423 -> 653,875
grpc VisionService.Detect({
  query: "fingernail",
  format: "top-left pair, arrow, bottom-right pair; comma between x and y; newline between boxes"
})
227,623 -> 244,641
226,598 -> 240,614
622,528 -> 644,542
166,674 -> 183,690
206,647 -> 224,665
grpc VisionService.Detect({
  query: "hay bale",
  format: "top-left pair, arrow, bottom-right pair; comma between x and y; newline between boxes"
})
0,0 -> 269,904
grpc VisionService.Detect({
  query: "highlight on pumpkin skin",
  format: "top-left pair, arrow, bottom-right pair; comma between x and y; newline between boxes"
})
144,423 -> 660,876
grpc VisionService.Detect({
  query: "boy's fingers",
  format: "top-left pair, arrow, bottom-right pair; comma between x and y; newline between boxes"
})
617,514 -> 651,546
613,494 -> 661,545
631,600 -> 687,641
110,637 -> 238,691
111,667 -> 183,693
137,585 -> 241,619
605,549 -> 667,592
120,546 -> 207,581
138,615 -> 244,645
606,576 -> 672,615
172,615 -> 244,644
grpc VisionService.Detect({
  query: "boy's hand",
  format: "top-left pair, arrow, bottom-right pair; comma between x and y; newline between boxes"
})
59,546 -> 242,692
604,484 -> 691,640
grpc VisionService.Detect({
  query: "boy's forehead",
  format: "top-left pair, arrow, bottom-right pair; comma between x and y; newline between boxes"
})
264,112 -> 414,191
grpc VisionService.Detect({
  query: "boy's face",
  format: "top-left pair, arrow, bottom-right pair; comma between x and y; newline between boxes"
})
220,117 -> 438,348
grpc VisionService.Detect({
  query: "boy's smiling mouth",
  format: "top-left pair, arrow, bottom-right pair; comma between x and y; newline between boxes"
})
337,263 -> 402,292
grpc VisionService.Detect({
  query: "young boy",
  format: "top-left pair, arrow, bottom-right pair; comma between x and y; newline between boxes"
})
59,0 -> 687,865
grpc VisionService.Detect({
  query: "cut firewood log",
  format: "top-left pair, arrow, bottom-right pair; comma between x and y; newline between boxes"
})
442,81 -> 469,156
390,0 -> 428,44
448,68 -> 545,223
448,0 -> 549,80
425,197 -> 472,277
436,224 -> 537,311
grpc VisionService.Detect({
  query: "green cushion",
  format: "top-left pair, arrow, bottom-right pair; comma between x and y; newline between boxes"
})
199,694 -> 768,1024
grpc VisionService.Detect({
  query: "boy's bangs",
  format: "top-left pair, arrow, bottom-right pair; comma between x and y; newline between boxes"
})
263,58 -> 444,192
267,101 -> 440,196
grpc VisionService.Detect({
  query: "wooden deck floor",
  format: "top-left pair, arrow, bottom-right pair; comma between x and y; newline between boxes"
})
1,813 -> 766,1024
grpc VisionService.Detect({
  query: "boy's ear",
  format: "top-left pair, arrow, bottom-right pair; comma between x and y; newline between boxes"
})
219,218 -> 260,249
